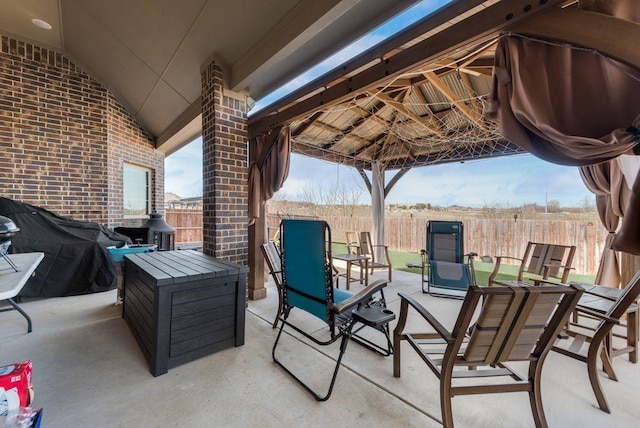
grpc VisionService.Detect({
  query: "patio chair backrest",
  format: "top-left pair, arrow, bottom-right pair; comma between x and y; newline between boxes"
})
521,242 -> 576,282
462,284 -> 583,365
280,219 -> 337,323
261,240 -> 282,287
426,221 -> 464,264
607,269 -> 640,320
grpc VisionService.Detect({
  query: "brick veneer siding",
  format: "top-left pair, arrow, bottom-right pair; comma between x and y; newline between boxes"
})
201,61 -> 248,265
0,35 -> 163,225
106,93 -> 164,226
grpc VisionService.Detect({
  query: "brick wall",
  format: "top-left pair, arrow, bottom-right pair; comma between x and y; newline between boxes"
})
202,61 -> 248,265
106,93 -> 164,226
0,35 -> 163,225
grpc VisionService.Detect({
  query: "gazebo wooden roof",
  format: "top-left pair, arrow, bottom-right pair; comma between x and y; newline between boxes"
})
248,0 -> 639,172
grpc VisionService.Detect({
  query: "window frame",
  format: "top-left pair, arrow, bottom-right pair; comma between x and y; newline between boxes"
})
123,163 -> 152,220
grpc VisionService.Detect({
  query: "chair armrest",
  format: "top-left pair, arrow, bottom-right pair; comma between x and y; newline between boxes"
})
332,279 -> 388,314
419,249 -> 428,265
576,305 -> 621,324
345,244 -> 361,255
532,278 -> 563,286
495,256 -> 522,262
488,255 -> 523,285
397,292 -> 454,343
543,263 -> 573,270
583,290 -> 618,302
371,244 -> 392,264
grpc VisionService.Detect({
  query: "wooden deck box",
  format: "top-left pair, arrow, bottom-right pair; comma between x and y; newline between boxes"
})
122,250 -> 248,376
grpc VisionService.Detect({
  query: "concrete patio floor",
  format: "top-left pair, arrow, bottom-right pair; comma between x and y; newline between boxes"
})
1,267 -> 639,427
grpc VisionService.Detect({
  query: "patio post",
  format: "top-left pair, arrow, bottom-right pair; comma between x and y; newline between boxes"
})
201,58 -> 249,267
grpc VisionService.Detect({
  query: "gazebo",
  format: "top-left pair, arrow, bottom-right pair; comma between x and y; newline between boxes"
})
1,0 -> 639,302
246,0 -> 640,298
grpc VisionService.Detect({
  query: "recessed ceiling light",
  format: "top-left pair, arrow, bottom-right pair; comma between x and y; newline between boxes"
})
31,19 -> 52,30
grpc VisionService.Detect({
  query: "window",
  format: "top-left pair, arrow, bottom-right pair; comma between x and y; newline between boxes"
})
123,164 -> 151,218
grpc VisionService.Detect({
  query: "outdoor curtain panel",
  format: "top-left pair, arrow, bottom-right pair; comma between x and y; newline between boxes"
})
248,126 -> 291,225
490,1 -> 640,257
580,161 -> 629,287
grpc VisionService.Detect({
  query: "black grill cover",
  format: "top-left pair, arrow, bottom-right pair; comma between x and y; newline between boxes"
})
0,197 -> 130,297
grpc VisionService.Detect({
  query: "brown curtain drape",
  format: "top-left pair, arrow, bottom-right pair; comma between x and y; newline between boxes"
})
579,161 -> 630,286
248,127 -> 291,225
490,1 -> 640,256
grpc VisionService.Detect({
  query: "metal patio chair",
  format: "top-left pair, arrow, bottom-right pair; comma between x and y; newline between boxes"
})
394,283 -> 584,428
419,220 -> 476,298
272,219 -> 393,401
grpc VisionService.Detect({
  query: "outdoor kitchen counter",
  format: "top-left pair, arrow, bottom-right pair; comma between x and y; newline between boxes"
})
122,250 -> 248,376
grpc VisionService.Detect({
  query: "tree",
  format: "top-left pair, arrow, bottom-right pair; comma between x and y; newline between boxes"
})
546,199 -> 561,213
579,195 -> 596,213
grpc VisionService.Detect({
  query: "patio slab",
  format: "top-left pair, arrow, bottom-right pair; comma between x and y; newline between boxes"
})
0,267 -> 639,427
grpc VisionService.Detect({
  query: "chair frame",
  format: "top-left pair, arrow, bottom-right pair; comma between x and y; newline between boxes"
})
357,231 -> 392,281
261,240 -> 284,329
394,284 -> 584,428
488,242 -> 576,286
552,270 -> 640,413
420,220 -> 476,298
272,219 -> 391,401
343,231 -> 365,285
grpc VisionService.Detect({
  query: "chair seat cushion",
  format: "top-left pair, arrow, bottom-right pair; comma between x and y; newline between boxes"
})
334,288 -> 352,304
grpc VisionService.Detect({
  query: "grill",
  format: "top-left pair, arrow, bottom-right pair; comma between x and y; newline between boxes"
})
0,215 -> 20,271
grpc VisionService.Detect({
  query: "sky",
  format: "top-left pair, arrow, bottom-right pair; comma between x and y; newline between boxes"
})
165,138 -> 593,208
164,0 -> 595,208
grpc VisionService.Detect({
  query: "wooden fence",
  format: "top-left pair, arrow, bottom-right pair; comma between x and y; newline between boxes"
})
165,209 -> 608,275
267,214 -> 608,275
165,209 -> 202,246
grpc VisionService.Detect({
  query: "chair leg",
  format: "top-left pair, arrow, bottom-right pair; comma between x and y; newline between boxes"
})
272,289 -> 283,329
7,298 -> 32,333
440,381 -> 454,428
601,333 -> 617,381
588,333 -> 611,413
528,358 -> 548,428
628,309 -> 638,363
272,318 -> 353,401
393,300 -> 409,378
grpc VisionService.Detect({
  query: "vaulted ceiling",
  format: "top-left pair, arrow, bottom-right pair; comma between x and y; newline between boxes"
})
0,0 -> 416,152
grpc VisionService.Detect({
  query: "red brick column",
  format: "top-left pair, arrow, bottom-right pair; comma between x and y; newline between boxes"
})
201,60 -> 249,266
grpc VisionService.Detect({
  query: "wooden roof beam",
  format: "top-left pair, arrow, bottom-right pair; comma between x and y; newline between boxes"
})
411,83 -> 441,126
248,0 -> 490,128
291,110 -> 324,137
248,0 -> 568,137
510,5 -> 640,71
385,167 -> 410,197
381,141 -> 524,170
290,141 -> 368,170
369,90 -> 442,136
458,71 -> 485,119
423,71 -> 486,129
312,121 -> 371,148
348,103 -> 392,131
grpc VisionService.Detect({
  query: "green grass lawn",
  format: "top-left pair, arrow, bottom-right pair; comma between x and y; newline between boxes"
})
332,243 -> 595,286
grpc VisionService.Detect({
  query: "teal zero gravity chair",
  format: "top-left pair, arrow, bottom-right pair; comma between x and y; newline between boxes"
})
272,219 -> 393,401
421,220 -> 477,298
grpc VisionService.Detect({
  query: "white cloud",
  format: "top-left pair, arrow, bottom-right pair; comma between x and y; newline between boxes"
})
165,138 -> 203,198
